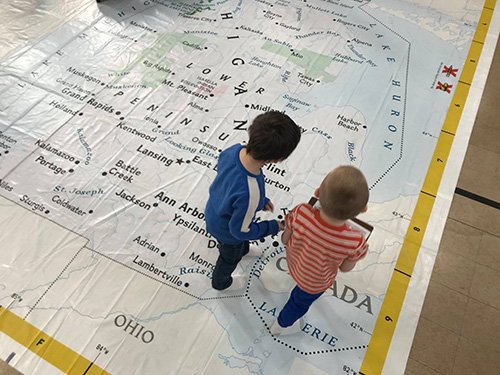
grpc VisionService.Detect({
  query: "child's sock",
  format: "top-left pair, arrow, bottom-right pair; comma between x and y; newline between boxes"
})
270,318 -> 303,336
222,275 -> 247,291
244,244 -> 262,257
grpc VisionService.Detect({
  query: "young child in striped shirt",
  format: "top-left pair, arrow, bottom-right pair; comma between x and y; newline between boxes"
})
271,166 -> 369,335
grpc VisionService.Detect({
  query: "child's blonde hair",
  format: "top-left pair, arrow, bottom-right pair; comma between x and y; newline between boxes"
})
319,166 -> 369,220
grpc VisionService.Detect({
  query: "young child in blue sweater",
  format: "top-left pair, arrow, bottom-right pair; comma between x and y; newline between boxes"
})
205,111 -> 301,290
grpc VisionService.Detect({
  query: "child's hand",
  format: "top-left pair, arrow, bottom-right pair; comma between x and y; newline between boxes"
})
281,222 -> 292,243
264,201 -> 274,212
277,220 -> 285,231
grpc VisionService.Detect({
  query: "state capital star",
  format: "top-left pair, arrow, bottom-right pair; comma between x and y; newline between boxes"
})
176,158 -> 184,165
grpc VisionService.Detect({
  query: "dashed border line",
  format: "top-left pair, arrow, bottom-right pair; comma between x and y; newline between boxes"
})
244,246 -> 368,356
358,2 -> 411,190
358,1 -> 497,374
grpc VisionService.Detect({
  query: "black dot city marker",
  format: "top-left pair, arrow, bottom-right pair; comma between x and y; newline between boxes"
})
79,112 -> 83,116
245,104 -> 249,108
45,210 -> 50,214
4,151 -> 8,154
102,172 -> 107,176
210,93 -> 214,97
205,109 -> 209,112
277,215 -> 283,220
153,203 -> 159,207
75,160 -> 80,164
88,210 -> 93,214
272,241 -> 279,247
116,111 -> 121,115
161,252 -> 165,257
184,283 -> 189,287
120,117 -> 125,120
68,169 -> 74,173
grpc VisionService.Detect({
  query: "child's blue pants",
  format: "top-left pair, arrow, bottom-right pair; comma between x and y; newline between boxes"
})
277,285 -> 323,327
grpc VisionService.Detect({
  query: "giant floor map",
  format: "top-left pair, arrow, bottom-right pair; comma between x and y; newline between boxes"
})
0,0 -> 497,374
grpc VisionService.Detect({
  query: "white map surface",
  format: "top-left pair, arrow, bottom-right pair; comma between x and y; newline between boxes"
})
0,0 -> 485,374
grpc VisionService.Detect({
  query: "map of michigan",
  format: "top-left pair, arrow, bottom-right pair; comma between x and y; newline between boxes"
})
0,0 -> 494,374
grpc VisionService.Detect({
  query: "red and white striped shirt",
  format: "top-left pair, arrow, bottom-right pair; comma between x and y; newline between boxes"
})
284,203 -> 368,294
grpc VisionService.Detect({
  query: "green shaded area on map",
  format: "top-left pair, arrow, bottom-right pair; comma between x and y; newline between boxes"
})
118,33 -> 207,88
262,41 -> 336,83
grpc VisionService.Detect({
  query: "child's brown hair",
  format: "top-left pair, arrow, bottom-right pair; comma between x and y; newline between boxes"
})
246,111 -> 301,161
319,166 -> 369,220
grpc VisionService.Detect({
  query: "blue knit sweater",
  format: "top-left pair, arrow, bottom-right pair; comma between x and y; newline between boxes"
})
205,144 -> 279,244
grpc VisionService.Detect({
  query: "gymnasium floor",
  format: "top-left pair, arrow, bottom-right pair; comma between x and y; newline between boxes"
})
404,42 -> 500,375
1,44 -> 498,375
0,1 -> 498,374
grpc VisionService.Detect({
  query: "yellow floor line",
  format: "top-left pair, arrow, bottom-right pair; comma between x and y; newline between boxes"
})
359,1 -> 496,374
0,307 -> 109,375
0,2 -> 496,374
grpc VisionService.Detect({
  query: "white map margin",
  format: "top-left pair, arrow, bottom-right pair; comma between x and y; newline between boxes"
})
382,6 -> 500,375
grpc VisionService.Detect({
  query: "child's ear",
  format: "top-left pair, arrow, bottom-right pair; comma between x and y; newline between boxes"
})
314,187 -> 320,198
